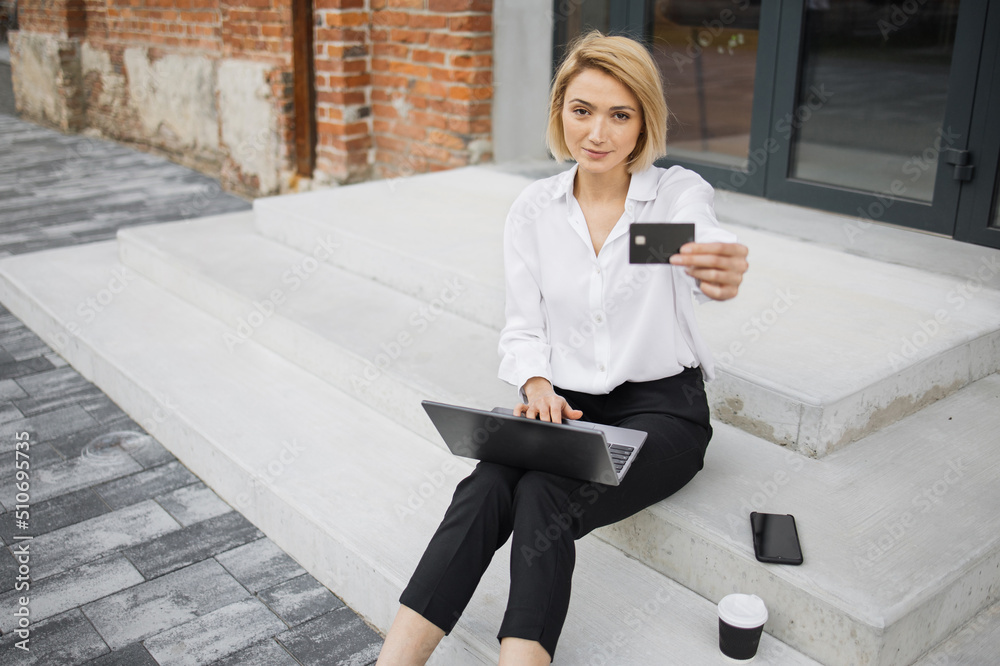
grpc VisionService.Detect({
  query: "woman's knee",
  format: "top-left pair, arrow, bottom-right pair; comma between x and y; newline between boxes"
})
454,461 -> 523,506
623,414 -> 710,461
511,471 -> 588,536
513,470 -> 579,505
470,461 -> 524,485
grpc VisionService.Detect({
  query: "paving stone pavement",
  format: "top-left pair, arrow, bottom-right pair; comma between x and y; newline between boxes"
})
0,81 -> 384,664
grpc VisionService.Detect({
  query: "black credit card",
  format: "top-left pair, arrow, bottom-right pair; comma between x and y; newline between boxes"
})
629,223 -> 695,264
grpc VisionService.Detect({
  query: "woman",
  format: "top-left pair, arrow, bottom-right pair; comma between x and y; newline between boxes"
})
376,31 -> 749,665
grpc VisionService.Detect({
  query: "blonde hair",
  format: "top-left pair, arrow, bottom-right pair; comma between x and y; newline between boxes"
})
547,31 -> 668,173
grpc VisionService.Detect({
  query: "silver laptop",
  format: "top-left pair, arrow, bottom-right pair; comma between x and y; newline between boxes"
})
421,400 -> 647,486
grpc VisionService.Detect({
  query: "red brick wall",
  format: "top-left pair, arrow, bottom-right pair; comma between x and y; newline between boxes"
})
103,0 -> 223,52
19,0 -> 87,37
372,0 -> 493,177
222,0 -> 292,61
314,0 -> 494,182
313,0 -> 370,182
82,0 -> 110,42
16,0 -> 496,191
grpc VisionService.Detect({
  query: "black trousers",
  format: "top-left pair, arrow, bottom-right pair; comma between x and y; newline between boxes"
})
399,366 -> 713,661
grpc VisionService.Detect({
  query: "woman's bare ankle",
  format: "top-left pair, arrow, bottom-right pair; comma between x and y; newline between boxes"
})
498,636 -> 551,665
375,605 -> 446,666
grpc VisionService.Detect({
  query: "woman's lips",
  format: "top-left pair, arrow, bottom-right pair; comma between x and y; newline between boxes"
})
583,148 -> 609,159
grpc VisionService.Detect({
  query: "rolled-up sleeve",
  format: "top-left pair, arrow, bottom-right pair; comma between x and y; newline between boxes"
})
498,210 -> 552,400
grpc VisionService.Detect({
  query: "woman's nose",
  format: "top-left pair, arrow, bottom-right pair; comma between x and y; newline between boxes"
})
588,119 -> 606,143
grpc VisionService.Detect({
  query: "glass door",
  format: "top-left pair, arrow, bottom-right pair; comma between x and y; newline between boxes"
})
552,0 -> 645,67
552,0 -> 1000,247
649,0 -> 779,196
953,1 -> 1000,249
765,0 -> 988,237
553,0 -> 780,197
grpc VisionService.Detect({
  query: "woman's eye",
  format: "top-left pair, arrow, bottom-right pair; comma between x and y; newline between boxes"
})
573,108 -> 589,115
615,113 -> 630,121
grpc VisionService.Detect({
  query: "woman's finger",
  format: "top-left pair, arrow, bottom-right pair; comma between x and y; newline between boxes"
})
674,253 -> 748,273
677,242 -> 749,258
698,280 -> 739,301
686,266 -> 744,286
516,396 -> 580,424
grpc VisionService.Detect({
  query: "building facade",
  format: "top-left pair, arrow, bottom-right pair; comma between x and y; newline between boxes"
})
7,0 -> 502,196
549,0 -> 1000,250
7,0 -> 1000,249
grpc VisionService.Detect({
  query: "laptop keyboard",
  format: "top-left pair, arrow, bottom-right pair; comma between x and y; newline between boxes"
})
609,444 -> 635,473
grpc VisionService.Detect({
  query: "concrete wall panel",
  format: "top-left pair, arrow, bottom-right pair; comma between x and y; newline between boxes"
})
124,47 -> 219,155
218,60 -> 280,195
492,0 -> 552,163
9,32 -> 82,131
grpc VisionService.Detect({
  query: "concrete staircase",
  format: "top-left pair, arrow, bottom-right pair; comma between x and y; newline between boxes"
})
1,163 -> 998,665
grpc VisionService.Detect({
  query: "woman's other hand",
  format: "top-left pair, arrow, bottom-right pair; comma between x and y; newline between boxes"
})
514,377 -> 583,424
669,242 -> 749,301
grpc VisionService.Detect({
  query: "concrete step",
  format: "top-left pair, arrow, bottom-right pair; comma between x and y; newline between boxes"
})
115,212 -> 512,445
912,598 -> 1000,665
253,166 -> 520,332
251,165 -> 1000,457
599,372 -> 1000,666
0,241 -> 818,666
112,214 -> 1000,665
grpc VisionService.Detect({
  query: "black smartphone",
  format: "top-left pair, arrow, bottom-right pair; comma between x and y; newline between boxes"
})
629,223 -> 695,264
750,512 -> 803,565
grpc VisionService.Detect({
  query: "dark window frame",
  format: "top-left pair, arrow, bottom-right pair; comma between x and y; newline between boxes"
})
550,0 -> 1000,248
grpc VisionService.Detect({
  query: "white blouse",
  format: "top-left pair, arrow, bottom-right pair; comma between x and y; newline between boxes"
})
497,162 -> 737,400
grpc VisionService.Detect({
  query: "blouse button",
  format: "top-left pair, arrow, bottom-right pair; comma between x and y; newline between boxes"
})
598,363 -> 606,372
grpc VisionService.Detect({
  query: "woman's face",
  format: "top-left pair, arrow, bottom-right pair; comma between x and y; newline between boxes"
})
561,67 -> 644,178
